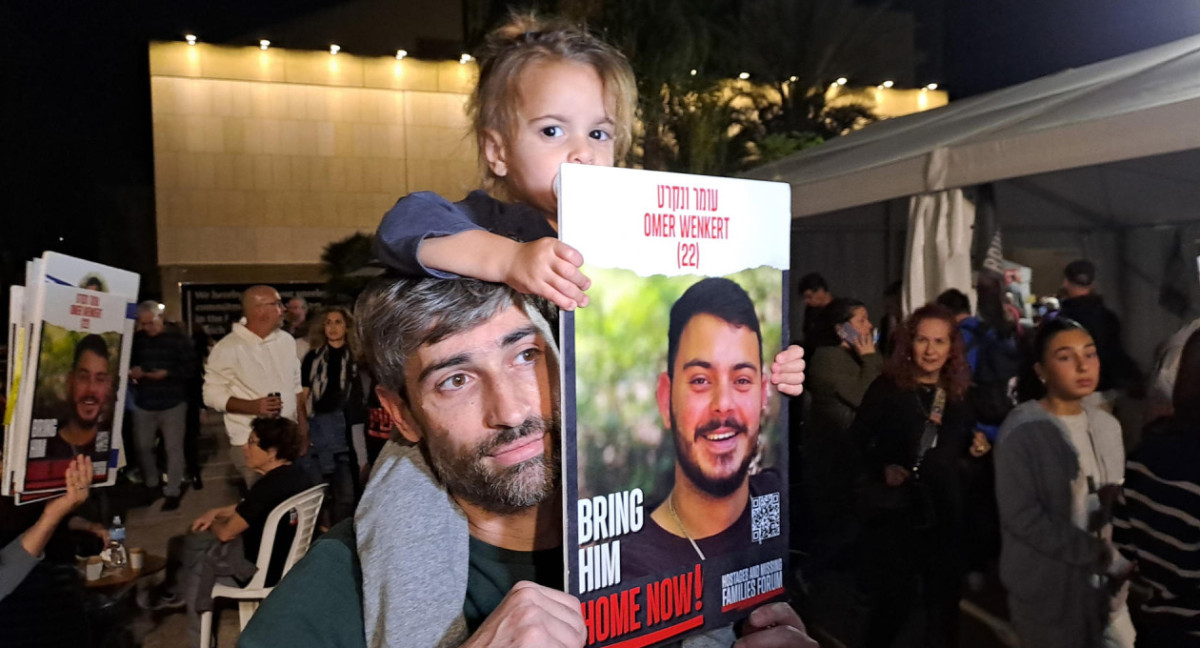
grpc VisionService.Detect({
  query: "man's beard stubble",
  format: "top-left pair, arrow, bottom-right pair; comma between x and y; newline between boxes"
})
422,415 -> 561,515
671,410 -> 756,499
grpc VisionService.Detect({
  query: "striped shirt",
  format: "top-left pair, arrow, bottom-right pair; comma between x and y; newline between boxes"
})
1114,422 -> 1200,646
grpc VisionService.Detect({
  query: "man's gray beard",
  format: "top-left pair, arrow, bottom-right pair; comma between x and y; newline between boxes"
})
670,410 -> 754,498
424,416 -> 560,515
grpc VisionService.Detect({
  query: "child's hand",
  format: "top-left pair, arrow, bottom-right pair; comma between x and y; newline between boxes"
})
503,239 -> 592,311
769,345 -> 805,396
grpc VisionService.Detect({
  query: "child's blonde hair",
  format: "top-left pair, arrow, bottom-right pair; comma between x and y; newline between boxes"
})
469,13 -> 637,193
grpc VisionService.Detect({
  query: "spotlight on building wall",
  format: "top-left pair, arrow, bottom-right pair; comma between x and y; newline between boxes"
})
882,80 -> 894,88
690,69 -> 697,76
260,40 -> 270,51
738,72 -> 750,80
185,34 -> 197,45
926,83 -> 939,90
789,75 -> 798,83
459,53 -> 473,64
836,77 -> 847,85
330,44 -> 341,55
396,49 -> 408,60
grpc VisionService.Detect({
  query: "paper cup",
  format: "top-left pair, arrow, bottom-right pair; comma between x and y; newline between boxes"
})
86,557 -> 104,581
130,548 -> 145,570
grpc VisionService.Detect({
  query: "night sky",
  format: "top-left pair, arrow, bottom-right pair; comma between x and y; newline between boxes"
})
3,0 -> 1199,302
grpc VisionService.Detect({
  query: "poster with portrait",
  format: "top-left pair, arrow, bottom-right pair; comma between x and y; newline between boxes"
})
558,164 -> 791,647
5,253 -> 137,500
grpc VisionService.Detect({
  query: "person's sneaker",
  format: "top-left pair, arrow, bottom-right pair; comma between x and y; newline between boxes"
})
161,496 -> 182,512
152,591 -> 186,611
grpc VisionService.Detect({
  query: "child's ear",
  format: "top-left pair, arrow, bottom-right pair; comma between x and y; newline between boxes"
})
482,129 -> 508,177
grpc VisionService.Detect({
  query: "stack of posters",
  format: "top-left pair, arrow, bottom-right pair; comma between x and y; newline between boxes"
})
3,253 -> 138,504
559,165 -> 791,647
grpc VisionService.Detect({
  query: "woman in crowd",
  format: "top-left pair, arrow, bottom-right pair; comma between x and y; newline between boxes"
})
805,298 -> 882,541
301,306 -> 361,525
996,318 -> 1135,648
1113,328 -> 1200,647
851,304 -> 977,648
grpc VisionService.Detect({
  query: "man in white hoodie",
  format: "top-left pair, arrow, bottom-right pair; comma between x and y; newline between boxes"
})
203,285 -> 307,487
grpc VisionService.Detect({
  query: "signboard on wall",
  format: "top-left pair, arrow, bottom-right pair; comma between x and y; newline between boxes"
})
182,283 -> 326,339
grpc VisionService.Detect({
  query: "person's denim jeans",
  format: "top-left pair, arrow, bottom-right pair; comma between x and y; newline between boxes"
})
301,412 -> 355,524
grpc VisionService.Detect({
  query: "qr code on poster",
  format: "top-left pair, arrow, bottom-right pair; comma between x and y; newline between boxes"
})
750,492 -> 781,544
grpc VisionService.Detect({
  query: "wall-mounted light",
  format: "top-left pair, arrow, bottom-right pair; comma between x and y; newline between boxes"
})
260,39 -> 270,51
926,83 -> 939,90
789,75 -> 798,83
836,77 -> 847,86
185,34 -> 197,45
690,69 -> 697,76
738,72 -> 750,80
459,53 -> 473,64
396,49 -> 408,60
330,44 -> 341,55
882,80 -> 894,88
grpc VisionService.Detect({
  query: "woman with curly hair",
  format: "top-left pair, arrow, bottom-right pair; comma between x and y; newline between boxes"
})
850,303 -> 978,648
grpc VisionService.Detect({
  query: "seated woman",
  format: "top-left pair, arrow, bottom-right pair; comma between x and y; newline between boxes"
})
150,417 -> 314,648
0,456 -> 107,647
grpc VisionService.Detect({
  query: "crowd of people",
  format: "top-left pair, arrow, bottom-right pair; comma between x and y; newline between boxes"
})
3,10 -> 1200,648
796,264 -> 1200,648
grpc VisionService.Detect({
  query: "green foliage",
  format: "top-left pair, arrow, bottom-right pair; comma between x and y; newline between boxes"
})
572,268 -> 784,502
754,133 -> 825,166
320,233 -> 376,306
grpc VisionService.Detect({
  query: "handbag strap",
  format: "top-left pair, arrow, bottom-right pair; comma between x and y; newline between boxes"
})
914,387 -> 946,471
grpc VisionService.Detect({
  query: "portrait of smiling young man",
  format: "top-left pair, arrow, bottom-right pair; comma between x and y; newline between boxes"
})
621,277 -> 786,580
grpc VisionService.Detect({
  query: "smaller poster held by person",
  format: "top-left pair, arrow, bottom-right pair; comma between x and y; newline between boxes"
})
3,252 -> 138,502
559,164 -> 791,647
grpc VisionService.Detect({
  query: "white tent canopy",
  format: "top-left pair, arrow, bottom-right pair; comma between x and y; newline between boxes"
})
747,32 -> 1200,218
748,33 -> 1200,379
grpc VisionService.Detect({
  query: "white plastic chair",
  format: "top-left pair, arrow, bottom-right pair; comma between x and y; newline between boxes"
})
200,483 -> 326,647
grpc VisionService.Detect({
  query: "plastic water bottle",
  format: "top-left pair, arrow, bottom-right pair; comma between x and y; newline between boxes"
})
108,516 -> 128,568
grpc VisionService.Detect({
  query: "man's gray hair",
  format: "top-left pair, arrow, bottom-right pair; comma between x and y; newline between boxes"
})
355,277 -> 547,398
136,300 -> 160,316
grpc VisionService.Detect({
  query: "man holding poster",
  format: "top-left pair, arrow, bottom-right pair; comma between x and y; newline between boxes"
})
239,277 -> 813,648
622,278 -> 785,577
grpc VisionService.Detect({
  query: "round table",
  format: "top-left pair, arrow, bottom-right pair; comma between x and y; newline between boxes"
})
83,554 -> 167,589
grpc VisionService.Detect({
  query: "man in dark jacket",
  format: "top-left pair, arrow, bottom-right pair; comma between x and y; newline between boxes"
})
1058,260 -> 1140,407
131,302 -> 197,510
799,272 -> 838,355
